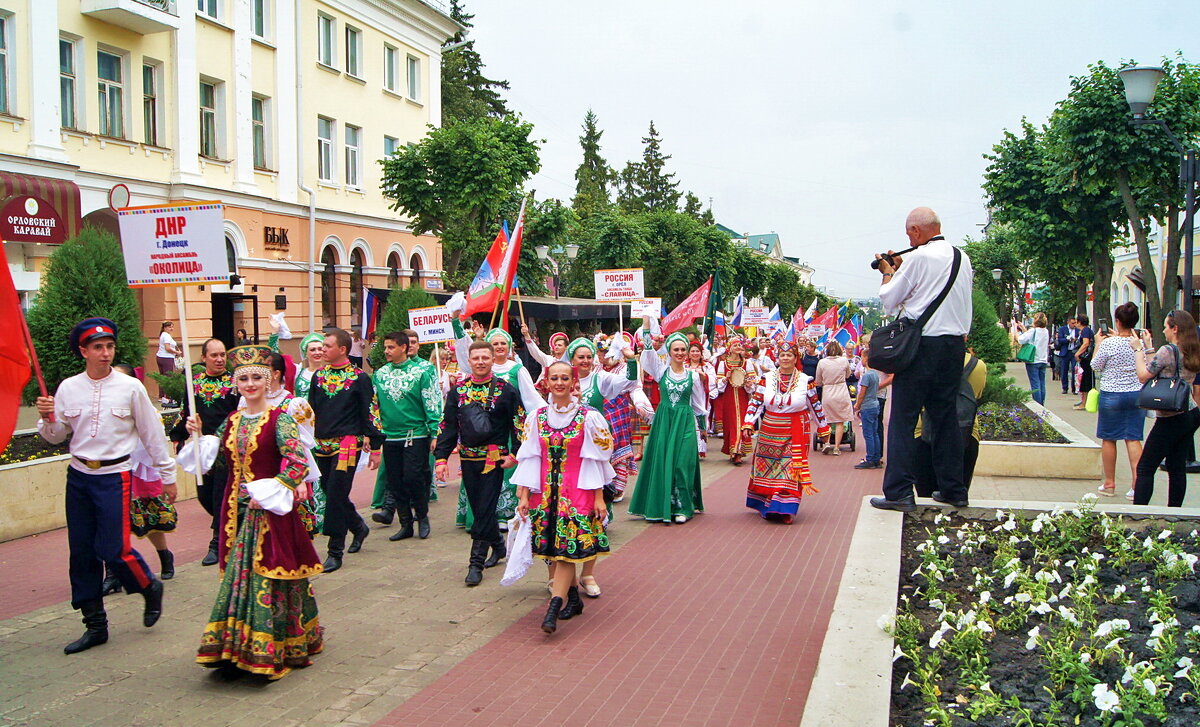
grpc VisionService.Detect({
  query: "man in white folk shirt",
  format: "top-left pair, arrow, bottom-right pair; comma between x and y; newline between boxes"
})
869,207 -> 974,512
36,318 -> 174,654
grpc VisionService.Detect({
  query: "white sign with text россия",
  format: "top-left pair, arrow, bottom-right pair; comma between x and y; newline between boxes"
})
593,268 -> 645,302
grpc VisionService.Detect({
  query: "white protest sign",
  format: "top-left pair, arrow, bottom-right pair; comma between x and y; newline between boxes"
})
741,306 -> 771,326
593,268 -> 645,302
631,298 -> 662,318
408,305 -> 455,344
117,201 -> 229,287
805,325 -> 827,338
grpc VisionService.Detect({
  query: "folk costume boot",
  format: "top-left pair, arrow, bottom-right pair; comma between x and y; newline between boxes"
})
100,564 -> 122,596
201,535 -> 219,567
64,600 -> 108,654
158,549 -> 175,580
483,538 -> 506,569
372,493 -> 397,525
347,522 -> 370,554
558,586 -> 585,620
542,597 -> 564,634
323,535 -> 346,573
417,517 -> 431,539
142,578 -> 164,627
465,540 -> 488,587
389,518 -> 414,541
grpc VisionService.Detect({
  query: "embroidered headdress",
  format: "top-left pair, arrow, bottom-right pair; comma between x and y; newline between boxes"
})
227,345 -> 274,378
567,337 -> 597,360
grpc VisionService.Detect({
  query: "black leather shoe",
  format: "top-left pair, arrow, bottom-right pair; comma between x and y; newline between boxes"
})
931,491 -> 969,508
389,521 -> 414,541
347,523 -> 369,554
201,546 -> 219,567
483,540 -> 506,568
558,586 -> 584,620
465,565 -> 483,586
322,555 -> 342,573
869,496 -> 917,513
371,509 -> 394,526
100,569 -> 123,596
465,540 -> 488,586
417,517 -> 430,539
64,601 -> 108,655
158,549 -> 175,581
542,597 -> 563,634
142,579 -> 164,628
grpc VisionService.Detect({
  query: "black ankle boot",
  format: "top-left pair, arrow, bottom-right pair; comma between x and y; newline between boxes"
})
158,549 -> 175,580
558,586 -> 584,620
201,536 -> 219,567
142,579 -> 164,627
347,522 -> 369,554
465,540 -> 488,586
64,600 -> 108,654
483,539 -> 506,568
100,565 -> 122,596
371,508 -> 395,525
542,597 -> 563,633
324,536 -> 345,573
389,519 -> 414,541
417,517 -> 430,539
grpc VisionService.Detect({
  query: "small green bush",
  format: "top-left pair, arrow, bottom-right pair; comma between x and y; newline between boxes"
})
148,370 -> 185,403
979,362 -> 1030,407
367,285 -> 439,369
968,288 -> 1012,365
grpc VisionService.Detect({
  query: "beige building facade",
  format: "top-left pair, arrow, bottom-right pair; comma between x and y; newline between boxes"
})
0,0 -> 458,356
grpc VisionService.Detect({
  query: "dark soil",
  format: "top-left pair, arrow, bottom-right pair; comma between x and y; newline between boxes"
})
890,514 -> 1200,727
1,412 -> 178,466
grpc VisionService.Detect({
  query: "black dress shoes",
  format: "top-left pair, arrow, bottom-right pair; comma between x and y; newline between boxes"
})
347,523 -> 369,553
931,491 -> 969,508
869,496 -> 917,513
158,549 -> 175,580
142,579 -> 164,628
201,546 -> 219,567
417,517 -> 430,539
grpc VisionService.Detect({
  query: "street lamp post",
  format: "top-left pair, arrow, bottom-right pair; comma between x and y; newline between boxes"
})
1117,65 -> 1198,316
534,243 -> 580,299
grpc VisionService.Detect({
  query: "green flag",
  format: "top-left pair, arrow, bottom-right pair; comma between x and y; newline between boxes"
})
704,270 -> 724,339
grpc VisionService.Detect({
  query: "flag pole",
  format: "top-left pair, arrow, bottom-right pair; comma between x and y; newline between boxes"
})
514,284 -> 527,326
175,286 -> 203,486
17,306 -> 51,421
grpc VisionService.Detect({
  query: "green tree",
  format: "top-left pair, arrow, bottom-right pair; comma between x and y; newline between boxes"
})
572,110 -> 615,219
722,245 -> 770,302
636,121 -> 680,212
761,264 -> 802,315
682,192 -> 704,221
25,227 -> 147,401
562,211 -> 650,297
367,286 -> 439,369
962,225 -> 1027,324
967,288 -> 1013,365
379,115 -> 541,286
440,1 -> 511,124
640,211 -> 728,305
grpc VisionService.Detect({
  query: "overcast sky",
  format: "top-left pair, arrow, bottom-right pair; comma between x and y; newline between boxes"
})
467,1 -> 1198,298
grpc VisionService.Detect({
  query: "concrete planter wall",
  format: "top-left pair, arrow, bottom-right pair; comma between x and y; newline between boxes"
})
0,455 -> 196,543
974,401 -> 1099,479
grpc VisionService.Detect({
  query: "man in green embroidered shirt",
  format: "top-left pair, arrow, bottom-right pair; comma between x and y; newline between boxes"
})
374,331 -> 443,541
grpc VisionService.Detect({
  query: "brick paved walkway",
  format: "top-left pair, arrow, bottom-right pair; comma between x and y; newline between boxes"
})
0,443 -> 880,727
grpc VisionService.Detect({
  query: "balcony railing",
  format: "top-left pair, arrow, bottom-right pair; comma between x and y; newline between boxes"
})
134,0 -> 177,14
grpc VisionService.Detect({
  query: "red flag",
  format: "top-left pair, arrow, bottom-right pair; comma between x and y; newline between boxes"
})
0,264 -> 31,452
498,200 -> 527,331
464,226 -> 511,318
661,277 -> 713,335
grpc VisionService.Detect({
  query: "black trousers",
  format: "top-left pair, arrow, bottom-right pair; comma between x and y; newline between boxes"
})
912,429 -> 979,497
882,335 -> 967,503
1133,409 -> 1200,507
383,438 -> 432,522
461,459 -> 503,545
316,453 -> 366,543
194,463 -> 227,539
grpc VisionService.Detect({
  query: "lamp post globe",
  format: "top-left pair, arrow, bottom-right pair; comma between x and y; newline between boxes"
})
991,268 -> 1003,282
534,244 -> 550,261
1117,66 -> 1166,118
565,243 -> 580,259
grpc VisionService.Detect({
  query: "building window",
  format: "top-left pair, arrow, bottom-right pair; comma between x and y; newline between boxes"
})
59,39 -> 78,129
142,63 -> 159,146
0,15 -> 9,115
345,26 -> 362,78
344,124 -> 361,189
409,252 -> 422,287
386,251 -> 401,288
97,50 -> 125,138
349,248 -> 365,328
199,80 -> 220,157
383,45 -> 398,92
320,246 -> 338,327
317,116 -> 334,182
252,0 -> 269,39
406,55 -> 420,101
384,135 -> 399,157
317,14 -> 335,68
198,0 -> 219,20
251,95 -> 269,169
225,235 -> 238,275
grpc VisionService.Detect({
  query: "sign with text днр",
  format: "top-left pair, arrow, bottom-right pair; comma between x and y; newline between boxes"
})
118,201 -> 229,288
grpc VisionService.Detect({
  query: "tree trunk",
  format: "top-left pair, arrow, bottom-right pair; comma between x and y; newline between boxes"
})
1075,277 -> 1087,318
1161,205 -> 1184,345
1115,170 -> 1161,342
1092,250 -> 1113,328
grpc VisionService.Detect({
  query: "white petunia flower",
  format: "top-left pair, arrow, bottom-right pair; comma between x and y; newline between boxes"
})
929,622 -> 952,649
1080,651 -> 1092,664
1143,679 -> 1157,696
1015,592 -> 1032,603
899,672 -> 915,691
1002,519 -> 1017,531
937,535 -> 950,545
1033,603 -> 1053,615
979,591 -> 991,604
876,614 -> 894,632
1159,529 -> 1172,541
1113,584 -> 1127,598
1176,657 -> 1194,679
1004,572 -> 1019,589
1025,626 -> 1040,650
1093,683 -> 1120,712
1031,520 -> 1043,533
1095,619 -> 1131,638
892,645 -> 906,662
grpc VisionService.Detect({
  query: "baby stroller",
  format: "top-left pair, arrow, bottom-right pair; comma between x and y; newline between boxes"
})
813,381 -> 857,453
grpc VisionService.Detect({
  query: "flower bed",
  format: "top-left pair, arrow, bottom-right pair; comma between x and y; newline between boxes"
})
885,498 -> 1200,726
976,402 -> 1069,444
0,411 -> 179,466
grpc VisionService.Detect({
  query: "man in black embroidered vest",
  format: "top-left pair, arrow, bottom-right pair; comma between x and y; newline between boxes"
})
169,338 -> 239,566
434,340 -> 521,586
308,328 -> 384,572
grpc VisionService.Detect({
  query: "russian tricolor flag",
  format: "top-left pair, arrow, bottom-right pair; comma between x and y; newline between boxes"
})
713,310 -> 726,336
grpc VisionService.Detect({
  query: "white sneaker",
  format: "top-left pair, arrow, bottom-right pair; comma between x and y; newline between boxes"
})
1125,489 -> 1135,501
673,514 -> 688,524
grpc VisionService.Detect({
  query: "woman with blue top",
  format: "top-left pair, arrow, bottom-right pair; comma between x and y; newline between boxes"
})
1016,312 -> 1051,405
628,327 -> 707,524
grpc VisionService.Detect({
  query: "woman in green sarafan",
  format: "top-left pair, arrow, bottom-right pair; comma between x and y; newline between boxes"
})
628,330 -> 706,524
451,321 -> 546,531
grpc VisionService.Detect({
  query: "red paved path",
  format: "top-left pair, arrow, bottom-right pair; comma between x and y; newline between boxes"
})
375,448 -> 880,727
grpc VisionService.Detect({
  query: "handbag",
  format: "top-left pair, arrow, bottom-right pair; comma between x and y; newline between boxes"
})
1137,344 -> 1190,413
868,247 -> 962,374
1085,388 -> 1100,413
1016,343 -> 1037,363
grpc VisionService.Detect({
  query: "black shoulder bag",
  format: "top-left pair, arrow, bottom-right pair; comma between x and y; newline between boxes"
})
869,247 -> 962,374
1137,344 -> 1190,413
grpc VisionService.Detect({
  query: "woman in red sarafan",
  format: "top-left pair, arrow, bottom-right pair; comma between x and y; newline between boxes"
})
715,336 -> 761,464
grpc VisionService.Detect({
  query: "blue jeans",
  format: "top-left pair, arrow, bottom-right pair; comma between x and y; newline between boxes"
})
1025,362 -> 1048,405
861,407 -> 882,463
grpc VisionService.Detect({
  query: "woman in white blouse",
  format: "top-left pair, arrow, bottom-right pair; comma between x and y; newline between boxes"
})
1016,312 -> 1051,405
1090,303 -> 1145,498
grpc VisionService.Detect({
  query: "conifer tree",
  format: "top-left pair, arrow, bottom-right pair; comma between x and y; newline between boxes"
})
682,191 -> 704,220
572,110 -> 615,218
25,227 -> 147,399
441,1 -> 511,124
637,121 -> 681,212
615,161 -> 644,214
